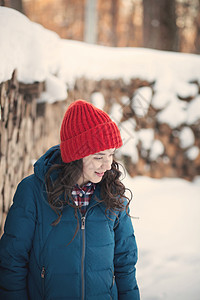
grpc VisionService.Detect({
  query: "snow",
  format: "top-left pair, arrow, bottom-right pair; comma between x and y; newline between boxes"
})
91,92 -> 105,110
152,92 -> 174,110
131,87 -> 153,117
110,102 -> 123,124
1,7 -> 200,131
37,74 -> 67,103
0,7 -> 61,84
121,95 -> 130,105
176,82 -> 199,99
138,129 -> 154,150
186,146 -> 199,160
118,119 -> 138,163
149,140 -> 164,161
157,99 -> 187,128
186,96 -> 200,125
179,126 -> 195,149
123,175 -> 200,300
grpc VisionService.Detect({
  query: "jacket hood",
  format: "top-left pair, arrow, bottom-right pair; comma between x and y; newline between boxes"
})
34,145 -> 62,183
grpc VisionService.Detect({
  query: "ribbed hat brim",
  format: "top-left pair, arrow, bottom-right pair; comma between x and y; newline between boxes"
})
60,121 -> 122,163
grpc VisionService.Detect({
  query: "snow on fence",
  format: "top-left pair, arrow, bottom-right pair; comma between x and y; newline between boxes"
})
0,71 -> 200,235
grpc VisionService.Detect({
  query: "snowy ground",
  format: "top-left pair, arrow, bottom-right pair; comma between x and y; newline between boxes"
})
124,175 -> 200,300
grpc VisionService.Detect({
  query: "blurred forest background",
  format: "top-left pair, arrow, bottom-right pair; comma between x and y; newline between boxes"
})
1,0 -> 200,54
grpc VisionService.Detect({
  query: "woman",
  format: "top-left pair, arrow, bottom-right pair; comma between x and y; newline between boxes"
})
0,99 -> 140,299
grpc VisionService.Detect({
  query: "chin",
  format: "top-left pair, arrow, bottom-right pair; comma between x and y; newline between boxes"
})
91,177 -> 103,183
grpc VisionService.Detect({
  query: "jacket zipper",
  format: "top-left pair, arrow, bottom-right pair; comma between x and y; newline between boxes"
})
41,266 -> 45,279
112,269 -> 115,287
80,202 -> 99,300
41,266 -> 45,297
109,269 -> 115,300
81,216 -> 86,300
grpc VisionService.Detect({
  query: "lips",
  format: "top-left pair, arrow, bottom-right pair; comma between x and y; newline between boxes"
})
95,172 -> 104,177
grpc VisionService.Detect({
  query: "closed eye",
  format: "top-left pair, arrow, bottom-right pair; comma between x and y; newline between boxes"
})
93,152 -> 115,160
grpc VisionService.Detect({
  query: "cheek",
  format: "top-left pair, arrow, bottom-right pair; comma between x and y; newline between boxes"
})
85,161 -> 101,174
88,161 -> 99,171
83,159 -> 95,173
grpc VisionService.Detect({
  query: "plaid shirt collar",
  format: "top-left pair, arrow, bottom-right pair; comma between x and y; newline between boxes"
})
71,182 -> 96,215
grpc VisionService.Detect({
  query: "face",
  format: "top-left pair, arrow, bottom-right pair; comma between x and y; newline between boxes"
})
77,148 -> 115,186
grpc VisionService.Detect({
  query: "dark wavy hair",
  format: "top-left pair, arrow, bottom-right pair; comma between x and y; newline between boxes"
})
45,158 -> 132,242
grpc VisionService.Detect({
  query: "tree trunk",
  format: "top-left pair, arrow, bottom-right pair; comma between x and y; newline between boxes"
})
9,0 -> 24,14
84,0 -> 98,44
143,0 -> 178,51
111,0 -> 119,46
194,0 -> 200,53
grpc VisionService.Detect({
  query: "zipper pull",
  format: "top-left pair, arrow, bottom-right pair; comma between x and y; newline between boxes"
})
41,266 -> 45,279
112,274 -> 115,286
81,216 -> 85,230
111,269 -> 115,286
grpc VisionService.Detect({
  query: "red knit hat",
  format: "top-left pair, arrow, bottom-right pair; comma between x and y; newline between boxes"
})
60,100 -> 122,163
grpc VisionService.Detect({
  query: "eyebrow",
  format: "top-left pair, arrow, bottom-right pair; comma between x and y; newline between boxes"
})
94,151 -> 115,155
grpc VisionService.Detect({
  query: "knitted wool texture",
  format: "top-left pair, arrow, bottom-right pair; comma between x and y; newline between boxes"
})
60,100 -> 123,163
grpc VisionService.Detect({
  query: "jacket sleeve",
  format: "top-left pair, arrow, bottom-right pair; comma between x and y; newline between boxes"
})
114,205 -> 140,300
0,177 -> 37,300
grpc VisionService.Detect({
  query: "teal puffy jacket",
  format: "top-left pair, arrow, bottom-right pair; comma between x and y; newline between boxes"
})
0,146 -> 140,299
